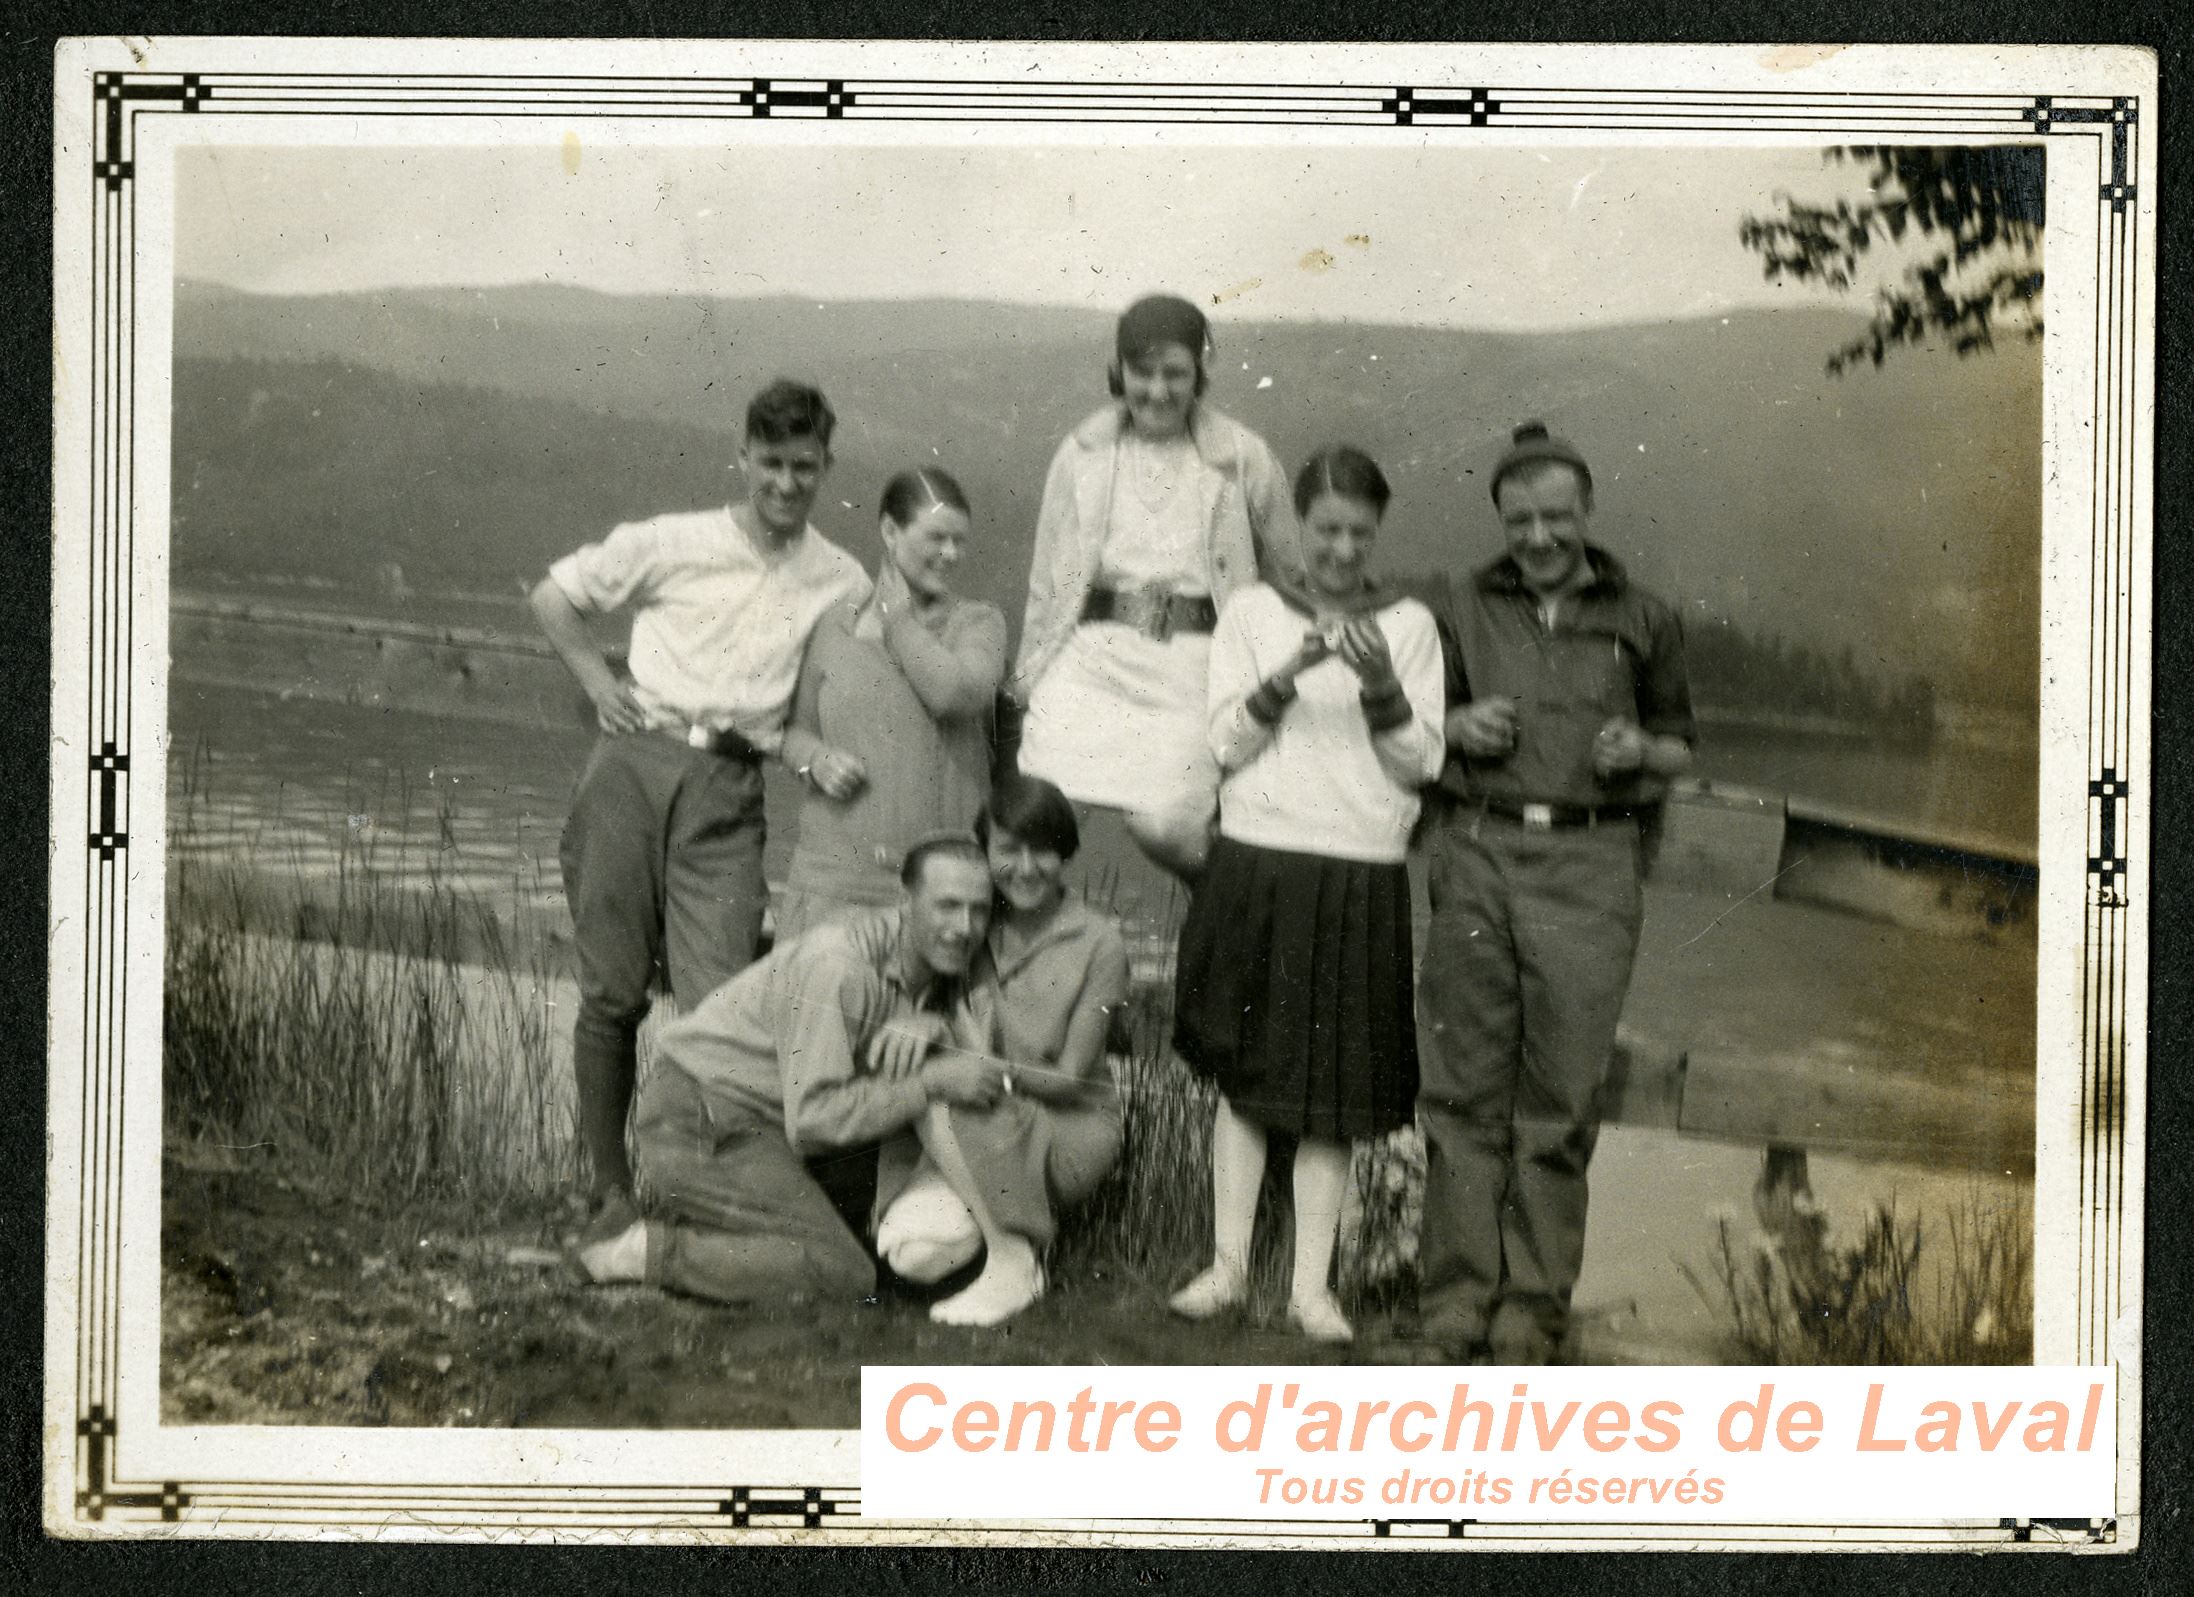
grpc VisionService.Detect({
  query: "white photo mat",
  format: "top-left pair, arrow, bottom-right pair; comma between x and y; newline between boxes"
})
45,37 -> 2154,1547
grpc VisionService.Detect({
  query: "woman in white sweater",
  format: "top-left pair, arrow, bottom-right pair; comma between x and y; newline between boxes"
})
1168,445 -> 1445,1344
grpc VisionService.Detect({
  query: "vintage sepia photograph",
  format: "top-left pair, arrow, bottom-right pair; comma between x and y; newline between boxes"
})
47,38 -> 2151,1546
159,134 -> 2041,1407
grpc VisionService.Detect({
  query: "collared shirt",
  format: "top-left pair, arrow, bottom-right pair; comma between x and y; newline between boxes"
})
961,897 -> 1130,1110
652,908 -> 944,1155
548,505 -> 870,754
1425,546 -> 1696,810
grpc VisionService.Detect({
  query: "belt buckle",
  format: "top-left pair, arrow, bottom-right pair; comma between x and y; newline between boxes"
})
1520,802 -> 1555,830
1140,583 -> 1175,644
686,724 -> 712,751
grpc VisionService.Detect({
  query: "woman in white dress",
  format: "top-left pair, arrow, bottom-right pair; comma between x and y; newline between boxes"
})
1008,293 -> 1301,881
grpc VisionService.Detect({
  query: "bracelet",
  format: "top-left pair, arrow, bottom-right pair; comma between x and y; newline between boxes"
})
1359,678 -> 1411,733
1246,674 -> 1299,727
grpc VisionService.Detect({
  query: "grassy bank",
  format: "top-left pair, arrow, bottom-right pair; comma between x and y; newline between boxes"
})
164,775 -> 2030,1390
165,830 -> 1418,1313
1683,1190 -> 2033,1365
166,833 -> 579,1214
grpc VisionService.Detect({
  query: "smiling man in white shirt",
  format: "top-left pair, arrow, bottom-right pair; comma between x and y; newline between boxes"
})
529,379 -> 871,1241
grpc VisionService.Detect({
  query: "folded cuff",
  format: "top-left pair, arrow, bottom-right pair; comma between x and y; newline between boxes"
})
1360,680 -> 1411,732
1246,676 -> 1299,726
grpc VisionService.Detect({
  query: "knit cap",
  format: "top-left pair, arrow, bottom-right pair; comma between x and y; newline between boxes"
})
1489,420 -> 1593,504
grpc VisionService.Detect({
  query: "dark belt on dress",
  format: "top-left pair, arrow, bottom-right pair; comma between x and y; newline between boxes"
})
1081,584 -> 1218,642
653,722 -> 765,763
1476,796 -> 1642,830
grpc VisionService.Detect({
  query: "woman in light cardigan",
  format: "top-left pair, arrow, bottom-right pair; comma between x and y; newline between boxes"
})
1008,293 -> 1301,882
1168,446 -> 1445,1344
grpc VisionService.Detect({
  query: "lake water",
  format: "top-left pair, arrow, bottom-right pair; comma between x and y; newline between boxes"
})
1693,720 -> 2036,856
163,680 -> 2037,1358
165,679 -> 2037,933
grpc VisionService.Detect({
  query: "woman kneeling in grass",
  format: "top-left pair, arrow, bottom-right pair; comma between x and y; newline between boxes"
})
872,773 -> 1131,1326
1168,445 -> 1445,1344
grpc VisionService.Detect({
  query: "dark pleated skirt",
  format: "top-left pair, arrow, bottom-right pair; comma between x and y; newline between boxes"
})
1172,835 -> 1419,1141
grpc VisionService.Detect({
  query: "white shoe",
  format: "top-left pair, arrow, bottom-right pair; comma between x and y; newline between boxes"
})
1168,1265 -> 1247,1321
1286,1293 -> 1355,1345
931,1252 -> 1045,1328
569,1218 -> 648,1285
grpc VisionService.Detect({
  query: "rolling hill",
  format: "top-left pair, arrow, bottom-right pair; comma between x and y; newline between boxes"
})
170,282 -> 2045,716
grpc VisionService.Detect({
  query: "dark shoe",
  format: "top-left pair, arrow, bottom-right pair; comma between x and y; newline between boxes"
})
1404,1303 -> 1491,1364
1487,1301 -> 1562,1365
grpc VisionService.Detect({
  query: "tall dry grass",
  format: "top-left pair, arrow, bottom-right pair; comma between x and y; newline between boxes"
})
164,761 -> 579,1213
164,765 -> 1423,1309
1683,1190 -> 2034,1364
1048,969 -> 1421,1318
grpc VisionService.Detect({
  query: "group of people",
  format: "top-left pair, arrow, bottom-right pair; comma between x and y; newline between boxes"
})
532,292 -> 1695,1360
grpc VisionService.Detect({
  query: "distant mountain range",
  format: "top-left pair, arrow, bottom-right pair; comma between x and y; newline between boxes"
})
170,282 -> 2044,714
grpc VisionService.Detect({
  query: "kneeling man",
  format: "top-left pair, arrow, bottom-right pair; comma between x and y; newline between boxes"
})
571,834 -> 1006,1303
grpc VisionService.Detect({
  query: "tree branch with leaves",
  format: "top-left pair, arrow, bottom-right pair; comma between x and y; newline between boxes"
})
1740,146 -> 2045,375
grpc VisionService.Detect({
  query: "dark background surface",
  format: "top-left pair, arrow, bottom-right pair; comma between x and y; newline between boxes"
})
4,3 -> 2187,1592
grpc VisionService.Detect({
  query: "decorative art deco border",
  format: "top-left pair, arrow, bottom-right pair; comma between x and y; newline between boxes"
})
52,58 -> 2146,1545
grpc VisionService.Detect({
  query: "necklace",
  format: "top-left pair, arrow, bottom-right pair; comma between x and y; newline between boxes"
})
1127,433 -> 1188,514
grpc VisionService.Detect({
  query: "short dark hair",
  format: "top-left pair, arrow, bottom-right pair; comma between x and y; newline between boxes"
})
1107,292 -> 1212,401
976,772 -> 1080,862
745,379 -> 836,447
1293,444 -> 1392,519
879,467 -> 970,527
1495,454 -> 1594,511
901,831 -> 987,889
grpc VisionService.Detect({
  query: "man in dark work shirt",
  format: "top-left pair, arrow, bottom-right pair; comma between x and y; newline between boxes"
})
1414,421 -> 1697,1364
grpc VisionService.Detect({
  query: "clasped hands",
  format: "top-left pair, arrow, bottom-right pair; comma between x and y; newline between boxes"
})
1280,618 -> 1397,694
866,1013 -> 1011,1108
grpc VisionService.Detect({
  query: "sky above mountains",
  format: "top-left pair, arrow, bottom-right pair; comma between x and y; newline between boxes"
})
175,142 -> 1945,332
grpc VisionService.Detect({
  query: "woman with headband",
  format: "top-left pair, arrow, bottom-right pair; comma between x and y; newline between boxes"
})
776,467 -> 1007,940
1007,293 -> 1302,882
